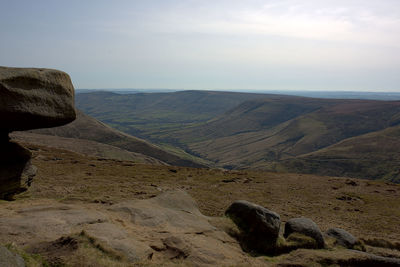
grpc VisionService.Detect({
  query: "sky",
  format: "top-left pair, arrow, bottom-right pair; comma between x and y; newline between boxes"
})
1,0 -> 400,91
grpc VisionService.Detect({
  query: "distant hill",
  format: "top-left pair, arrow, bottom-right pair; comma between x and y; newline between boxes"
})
27,110 -> 207,168
76,90 -> 400,182
271,125 -> 400,183
75,90 -> 268,141
181,98 -> 400,164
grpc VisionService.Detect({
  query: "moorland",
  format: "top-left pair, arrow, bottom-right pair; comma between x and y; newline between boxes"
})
69,90 -> 400,182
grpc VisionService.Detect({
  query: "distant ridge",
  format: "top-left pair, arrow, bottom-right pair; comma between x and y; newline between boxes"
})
76,88 -> 400,100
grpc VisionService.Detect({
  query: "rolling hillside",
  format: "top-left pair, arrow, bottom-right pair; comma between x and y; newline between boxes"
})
271,125 -> 400,183
182,98 -> 400,167
27,110 -> 208,168
75,90 -> 268,141
76,90 -> 400,181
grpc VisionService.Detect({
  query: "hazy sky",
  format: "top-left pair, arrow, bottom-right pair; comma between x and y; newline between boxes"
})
1,0 -> 400,91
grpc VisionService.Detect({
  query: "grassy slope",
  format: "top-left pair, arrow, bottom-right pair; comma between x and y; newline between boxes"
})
17,142 -> 400,243
75,90 -> 269,141
11,132 -> 165,164
30,110 -> 208,168
184,99 -> 400,170
271,125 -> 400,182
76,90 -> 400,181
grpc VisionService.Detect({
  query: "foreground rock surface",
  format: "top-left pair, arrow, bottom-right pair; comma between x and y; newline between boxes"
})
0,66 -> 76,131
225,200 -> 281,253
284,217 -> 325,249
0,190 -> 256,266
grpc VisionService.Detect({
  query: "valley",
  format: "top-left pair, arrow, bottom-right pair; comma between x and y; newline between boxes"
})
75,90 -> 400,182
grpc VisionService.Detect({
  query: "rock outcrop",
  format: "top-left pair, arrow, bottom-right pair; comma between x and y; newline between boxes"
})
0,190 -> 257,266
0,66 -> 76,131
284,217 -> 325,249
326,228 -> 358,249
0,66 -> 76,199
225,200 -> 281,253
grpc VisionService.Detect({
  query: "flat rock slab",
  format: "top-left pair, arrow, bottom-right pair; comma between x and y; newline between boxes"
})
0,204 -> 106,245
84,222 -> 152,262
279,248 -> 400,266
0,246 -> 25,267
0,191 -> 257,266
0,66 -> 76,131
110,190 -> 215,233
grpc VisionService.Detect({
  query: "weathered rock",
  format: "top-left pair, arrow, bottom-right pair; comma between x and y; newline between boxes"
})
326,228 -> 358,249
0,204 -> 107,245
110,190 -> 214,233
0,66 -> 76,199
84,222 -> 152,262
0,138 -> 31,199
0,246 -> 25,267
0,66 -> 76,131
225,200 -> 281,252
284,217 -> 325,249
111,190 -> 255,265
0,191 -> 258,266
279,248 -> 400,266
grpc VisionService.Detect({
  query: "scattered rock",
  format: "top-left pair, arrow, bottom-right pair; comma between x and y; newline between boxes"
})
336,195 -> 353,201
345,179 -> 359,186
284,217 -> 325,249
326,228 -> 358,249
0,246 -> 25,267
225,200 -> 281,252
222,178 -> 237,183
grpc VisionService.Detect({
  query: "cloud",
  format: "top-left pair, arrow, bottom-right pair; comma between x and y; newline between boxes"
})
106,0 -> 400,47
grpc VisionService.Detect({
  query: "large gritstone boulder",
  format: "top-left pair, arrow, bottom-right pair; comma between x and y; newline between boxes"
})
0,66 -> 76,131
225,200 -> 281,253
284,217 -> 325,249
0,66 -> 76,199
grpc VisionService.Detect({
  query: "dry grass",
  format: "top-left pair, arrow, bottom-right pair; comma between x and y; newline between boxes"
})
15,142 -> 400,244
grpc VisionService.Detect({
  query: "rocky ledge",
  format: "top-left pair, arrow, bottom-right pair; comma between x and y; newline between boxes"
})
0,66 -> 76,199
